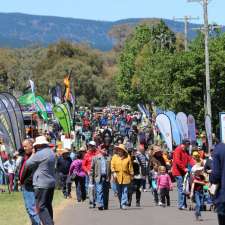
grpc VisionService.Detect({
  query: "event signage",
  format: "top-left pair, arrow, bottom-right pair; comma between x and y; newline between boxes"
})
166,111 -> 181,146
0,98 -> 16,151
2,92 -> 25,140
156,113 -> 173,151
35,96 -> 48,121
220,112 -> 225,144
188,115 -> 196,143
205,115 -> 212,150
0,94 -> 22,150
176,112 -> 188,141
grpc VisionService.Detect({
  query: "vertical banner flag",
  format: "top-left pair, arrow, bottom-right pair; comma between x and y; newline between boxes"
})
35,96 -> 48,121
63,102 -> 73,127
53,104 -> 71,135
18,92 -> 36,106
205,115 -> 213,150
0,94 -> 21,150
156,114 -> 173,151
2,92 -> 25,140
137,104 -> 147,118
176,112 -> 188,141
0,98 -> 16,151
166,111 -> 181,146
188,115 -> 196,143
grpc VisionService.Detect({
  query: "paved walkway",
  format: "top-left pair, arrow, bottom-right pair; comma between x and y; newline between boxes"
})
56,191 -> 217,225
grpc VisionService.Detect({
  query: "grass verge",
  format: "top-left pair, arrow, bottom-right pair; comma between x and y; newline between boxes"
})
0,185 -> 65,225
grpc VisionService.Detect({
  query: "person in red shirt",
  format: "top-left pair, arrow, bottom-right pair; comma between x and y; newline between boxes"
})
82,141 -> 101,208
172,139 -> 195,210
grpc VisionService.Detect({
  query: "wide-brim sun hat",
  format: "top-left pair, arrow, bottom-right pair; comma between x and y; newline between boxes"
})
88,141 -> 96,146
62,149 -> 70,154
115,144 -> 128,153
33,136 -> 49,147
78,146 -> 87,152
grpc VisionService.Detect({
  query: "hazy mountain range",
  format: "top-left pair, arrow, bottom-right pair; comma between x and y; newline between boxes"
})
0,12 -> 222,51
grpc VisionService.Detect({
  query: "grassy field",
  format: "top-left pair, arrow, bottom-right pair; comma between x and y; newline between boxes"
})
0,185 -> 65,225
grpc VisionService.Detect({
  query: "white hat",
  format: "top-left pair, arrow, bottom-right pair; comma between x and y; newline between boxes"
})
88,141 -> 96,146
191,165 -> 204,173
33,136 -> 49,147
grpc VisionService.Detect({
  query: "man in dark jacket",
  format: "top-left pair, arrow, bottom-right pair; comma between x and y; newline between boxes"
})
57,149 -> 72,198
20,139 -> 41,225
211,143 -> 225,225
26,136 -> 56,225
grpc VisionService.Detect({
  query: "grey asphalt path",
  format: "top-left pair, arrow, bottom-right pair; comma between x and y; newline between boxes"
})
56,190 -> 217,225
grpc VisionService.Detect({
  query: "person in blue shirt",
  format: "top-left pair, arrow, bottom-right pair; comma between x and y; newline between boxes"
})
211,143 -> 225,225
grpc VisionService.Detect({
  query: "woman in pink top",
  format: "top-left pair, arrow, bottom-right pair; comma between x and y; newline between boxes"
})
157,166 -> 173,207
69,150 -> 86,202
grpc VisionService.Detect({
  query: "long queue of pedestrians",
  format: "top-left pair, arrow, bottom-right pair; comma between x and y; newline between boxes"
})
0,107 -> 224,225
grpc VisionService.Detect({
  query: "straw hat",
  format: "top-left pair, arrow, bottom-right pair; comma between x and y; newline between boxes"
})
62,149 -> 70,154
115,144 -> 128,153
152,146 -> 162,155
78,146 -> 87,152
33,136 -> 49,147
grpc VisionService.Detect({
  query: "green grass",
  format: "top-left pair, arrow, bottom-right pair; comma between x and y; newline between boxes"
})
0,185 -> 65,225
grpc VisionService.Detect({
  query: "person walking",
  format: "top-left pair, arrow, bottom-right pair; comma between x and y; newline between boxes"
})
20,139 -> 41,225
69,149 -> 86,203
90,146 -> 111,210
111,144 -> 133,210
172,139 -> 195,210
26,136 -> 56,225
56,149 -> 72,198
3,154 -> 16,192
157,166 -> 173,207
127,149 -> 142,207
211,143 -> 225,225
82,141 -> 100,208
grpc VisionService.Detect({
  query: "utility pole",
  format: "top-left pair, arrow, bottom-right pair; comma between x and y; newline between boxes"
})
188,0 -> 212,118
173,16 -> 199,51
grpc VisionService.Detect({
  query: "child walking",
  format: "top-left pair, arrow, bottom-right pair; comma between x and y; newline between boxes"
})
150,165 -> 159,205
157,166 -> 173,207
190,165 -> 205,221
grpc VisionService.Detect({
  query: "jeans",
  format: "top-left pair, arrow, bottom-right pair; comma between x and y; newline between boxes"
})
116,184 -> 128,208
95,177 -> 110,209
216,202 -> 225,225
194,191 -> 203,218
74,176 -> 86,202
22,186 -> 41,225
111,181 -> 118,195
35,188 -> 55,225
141,178 -> 146,190
175,176 -> 186,208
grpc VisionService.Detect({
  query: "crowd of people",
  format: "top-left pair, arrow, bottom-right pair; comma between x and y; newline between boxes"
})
0,107 -> 225,225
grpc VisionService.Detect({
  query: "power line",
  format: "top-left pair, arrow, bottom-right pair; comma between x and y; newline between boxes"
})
173,16 -> 199,51
188,0 -> 212,118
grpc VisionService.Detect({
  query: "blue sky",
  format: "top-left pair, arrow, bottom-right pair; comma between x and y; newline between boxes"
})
1,0 -> 224,24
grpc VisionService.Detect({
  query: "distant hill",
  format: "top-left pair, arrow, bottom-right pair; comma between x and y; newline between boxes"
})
0,13 -> 222,51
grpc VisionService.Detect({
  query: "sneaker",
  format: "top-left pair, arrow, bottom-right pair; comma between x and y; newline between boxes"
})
121,205 -> 127,210
195,215 -> 203,221
98,207 -> 104,211
136,202 -> 141,207
158,202 -> 163,206
179,206 -> 186,210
